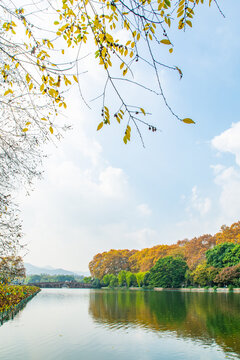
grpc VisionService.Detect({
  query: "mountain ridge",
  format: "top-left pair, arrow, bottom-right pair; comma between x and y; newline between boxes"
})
25,263 -> 90,276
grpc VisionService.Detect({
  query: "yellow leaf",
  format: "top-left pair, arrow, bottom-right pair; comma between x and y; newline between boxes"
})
182,118 -> 195,124
22,128 -> 28,132
97,122 -> 104,131
4,89 -> 13,96
177,10 -> 184,17
25,122 -> 31,126
140,108 -> 146,115
73,75 -> 78,83
120,62 -> 124,70
169,48 -> 173,53
186,20 -> 192,27
160,39 -> 171,45
49,126 -> 54,134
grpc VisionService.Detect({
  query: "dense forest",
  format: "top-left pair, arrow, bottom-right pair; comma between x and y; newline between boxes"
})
89,221 -> 240,288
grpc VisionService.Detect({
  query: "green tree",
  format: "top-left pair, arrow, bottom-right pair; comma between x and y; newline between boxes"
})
83,276 -> 92,284
135,272 -> 147,287
92,278 -> 101,288
206,243 -> 240,268
148,256 -> 187,288
118,270 -> 127,287
191,262 -> 219,287
126,272 -> 137,287
109,274 -> 118,288
102,274 -> 112,286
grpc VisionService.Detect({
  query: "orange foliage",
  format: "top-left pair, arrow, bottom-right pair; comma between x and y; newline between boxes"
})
89,249 -> 136,279
183,234 -> 216,270
89,220 -> 240,278
215,221 -> 240,245
129,244 -> 184,272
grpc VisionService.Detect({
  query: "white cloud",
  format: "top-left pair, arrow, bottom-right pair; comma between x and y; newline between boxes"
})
212,122 -> 240,166
99,167 -> 128,199
187,186 -> 211,216
177,122 -> 240,240
125,228 -> 158,249
210,164 -> 225,175
210,121 -> 240,224
137,203 -> 152,217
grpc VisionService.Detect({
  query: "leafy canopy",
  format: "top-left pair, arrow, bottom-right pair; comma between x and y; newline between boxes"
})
148,256 -> 187,288
206,243 -> 240,268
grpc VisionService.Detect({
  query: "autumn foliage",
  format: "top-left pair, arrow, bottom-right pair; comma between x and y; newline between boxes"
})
215,222 -> 240,245
0,284 -> 40,313
89,220 -> 240,279
89,249 -> 137,279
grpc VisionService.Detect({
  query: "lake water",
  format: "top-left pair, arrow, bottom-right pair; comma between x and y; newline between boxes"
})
0,289 -> 239,360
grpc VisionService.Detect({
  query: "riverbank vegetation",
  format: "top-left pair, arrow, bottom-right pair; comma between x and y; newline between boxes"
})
0,256 -> 40,318
89,221 -> 240,288
0,284 -> 40,314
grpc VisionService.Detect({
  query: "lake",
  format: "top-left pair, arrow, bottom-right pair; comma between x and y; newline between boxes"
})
0,289 -> 239,359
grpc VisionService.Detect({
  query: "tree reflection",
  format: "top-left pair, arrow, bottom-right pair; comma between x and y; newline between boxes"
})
89,290 -> 240,356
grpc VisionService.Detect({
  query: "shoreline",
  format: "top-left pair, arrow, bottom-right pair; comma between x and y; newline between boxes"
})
101,286 -> 240,293
0,286 -> 40,326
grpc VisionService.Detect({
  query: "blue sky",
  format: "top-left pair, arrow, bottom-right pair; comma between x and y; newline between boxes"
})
18,0 -> 240,272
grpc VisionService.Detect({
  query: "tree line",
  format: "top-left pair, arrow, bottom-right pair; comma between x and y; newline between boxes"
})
89,220 -> 240,288
26,274 -> 84,284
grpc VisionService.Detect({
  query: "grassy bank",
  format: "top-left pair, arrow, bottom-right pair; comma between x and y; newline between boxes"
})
0,284 -> 40,324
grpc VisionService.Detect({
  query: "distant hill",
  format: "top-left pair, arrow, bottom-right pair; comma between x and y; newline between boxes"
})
25,263 -> 90,276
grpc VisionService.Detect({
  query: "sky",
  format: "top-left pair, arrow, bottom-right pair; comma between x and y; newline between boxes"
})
16,0 -> 240,272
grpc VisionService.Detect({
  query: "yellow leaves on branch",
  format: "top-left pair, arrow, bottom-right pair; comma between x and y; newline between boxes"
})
123,125 -> 131,144
115,110 -> 124,124
0,0 -> 201,144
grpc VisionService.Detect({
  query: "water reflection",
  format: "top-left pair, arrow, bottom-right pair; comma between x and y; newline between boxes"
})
89,290 -> 240,356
